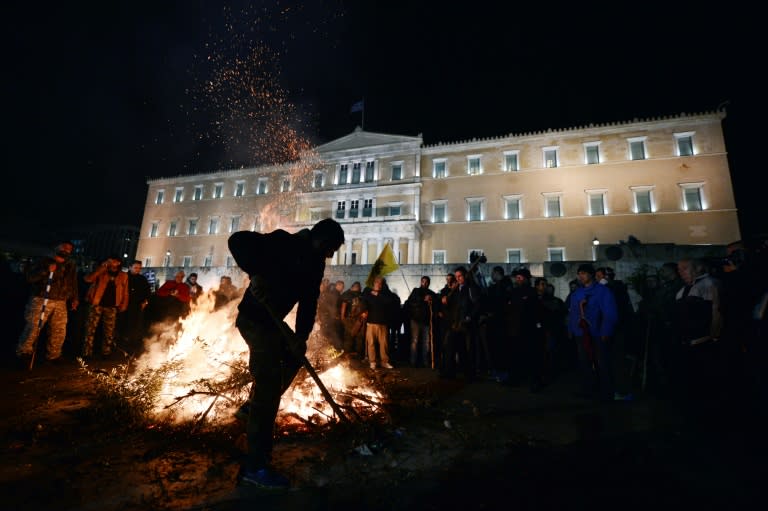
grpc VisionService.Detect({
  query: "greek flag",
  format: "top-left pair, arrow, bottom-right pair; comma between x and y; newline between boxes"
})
350,99 -> 364,113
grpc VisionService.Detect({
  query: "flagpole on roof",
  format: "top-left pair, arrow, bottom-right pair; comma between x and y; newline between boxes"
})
362,96 -> 365,130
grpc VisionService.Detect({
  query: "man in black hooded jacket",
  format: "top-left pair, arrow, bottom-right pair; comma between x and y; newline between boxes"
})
228,218 -> 344,490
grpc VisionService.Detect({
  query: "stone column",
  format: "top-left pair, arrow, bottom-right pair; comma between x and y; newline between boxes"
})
345,240 -> 353,266
361,238 -> 369,265
376,239 -> 383,258
408,238 -> 415,265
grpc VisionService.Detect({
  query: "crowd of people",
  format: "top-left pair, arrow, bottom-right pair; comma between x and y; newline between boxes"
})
312,240 -> 768,417
6,242 -> 244,365
4,225 -> 767,491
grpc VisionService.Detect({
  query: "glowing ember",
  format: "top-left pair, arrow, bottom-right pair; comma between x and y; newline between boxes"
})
132,278 -> 383,427
128,4 -> 382,428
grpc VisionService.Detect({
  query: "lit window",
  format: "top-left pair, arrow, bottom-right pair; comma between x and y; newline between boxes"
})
543,194 -> 562,217
432,201 -> 447,223
193,186 -> 203,201
363,199 -> 373,217
209,218 -> 219,234
234,181 -> 245,197
587,191 -> 607,216
203,255 -> 212,268
548,248 -> 565,262
391,162 -> 402,181
230,216 -> 241,233
336,201 -> 346,219
631,186 -> 654,214
504,195 -> 522,220
338,165 -> 348,184
349,200 -> 359,218
467,156 -> 482,175
432,250 -> 446,264
675,132 -> 694,157
150,223 -> 159,238
507,249 -> 522,264
467,250 -> 484,264
389,203 -> 402,216
466,198 -> 484,221
155,190 -> 165,204
543,147 -> 559,168
680,183 -> 705,211
584,142 -> 601,164
168,222 -> 177,237
503,151 -> 519,172
281,178 -> 290,192
213,184 -> 223,198
226,256 -> 234,268
144,257 -> 152,268
257,178 -> 268,195
433,159 -> 446,178
365,161 -> 375,182
188,219 -> 198,235
314,172 -> 324,188
182,256 -> 192,268
174,188 -> 184,202
352,163 -> 361,184
628,137 -> 647,160
164,253 -> 172,267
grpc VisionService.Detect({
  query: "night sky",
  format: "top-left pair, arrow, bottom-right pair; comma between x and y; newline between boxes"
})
3,1 -> 762,242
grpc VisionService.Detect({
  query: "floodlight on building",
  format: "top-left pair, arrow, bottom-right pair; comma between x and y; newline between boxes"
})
592,237 -> 600,246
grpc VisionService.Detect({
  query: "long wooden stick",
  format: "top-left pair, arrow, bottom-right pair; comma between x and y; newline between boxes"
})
641,316 -> 651,392
260,301 -> 357,423
429,304 -> 434,369
30,271 -> 55,370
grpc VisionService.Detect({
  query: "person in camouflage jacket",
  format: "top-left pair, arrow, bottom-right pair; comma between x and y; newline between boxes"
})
16,241 -> 79,363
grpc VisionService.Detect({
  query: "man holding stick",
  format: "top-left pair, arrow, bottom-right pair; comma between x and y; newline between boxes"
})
567,263 -> 618,402
228,218 -> 344,490
16,240 -> 79,367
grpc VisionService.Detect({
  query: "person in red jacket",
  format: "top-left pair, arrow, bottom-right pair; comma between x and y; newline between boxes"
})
154,270 -> 191,322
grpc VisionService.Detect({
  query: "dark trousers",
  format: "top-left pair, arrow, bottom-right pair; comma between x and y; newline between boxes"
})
118,304 -> 146,345
441,327 -> 474,379
576,335 -> 614,400
525,330 -> 546,389
236,315 -> 301,471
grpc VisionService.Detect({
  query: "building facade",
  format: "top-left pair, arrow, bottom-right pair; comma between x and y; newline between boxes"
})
136,111 -> 739,269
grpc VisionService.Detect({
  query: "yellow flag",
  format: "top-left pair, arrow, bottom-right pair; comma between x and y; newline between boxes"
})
365,243 -> 400,288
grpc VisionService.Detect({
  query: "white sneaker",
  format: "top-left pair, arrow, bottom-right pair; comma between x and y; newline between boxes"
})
381,363 -> 394,369
370,363 -> 377,370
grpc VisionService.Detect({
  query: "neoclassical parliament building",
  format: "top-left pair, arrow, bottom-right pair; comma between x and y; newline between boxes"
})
136,110 -> 739,269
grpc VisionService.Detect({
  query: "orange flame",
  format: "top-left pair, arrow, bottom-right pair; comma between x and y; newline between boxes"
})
132,277 -> 382,427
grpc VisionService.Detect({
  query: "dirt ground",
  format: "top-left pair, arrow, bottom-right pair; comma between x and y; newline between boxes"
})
1,349 -> 766,511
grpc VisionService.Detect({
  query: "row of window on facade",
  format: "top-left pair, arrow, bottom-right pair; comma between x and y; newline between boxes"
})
431,132 -> 694,177
149,216 -> 242,238
430,248 -> 558,265
145,254 -> 237,269
327,199 -> 406,220
431,183 -> 705,222
153,178 -> 288,205
151,160 -> 404,205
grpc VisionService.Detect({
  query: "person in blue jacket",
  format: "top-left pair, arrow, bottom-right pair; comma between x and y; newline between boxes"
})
567,263 -> 618,401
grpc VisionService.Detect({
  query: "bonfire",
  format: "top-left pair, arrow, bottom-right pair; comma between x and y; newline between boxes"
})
87,281 -> 384,431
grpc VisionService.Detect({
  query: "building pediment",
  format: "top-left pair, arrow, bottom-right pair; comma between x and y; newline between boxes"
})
315,127 -> 422,154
